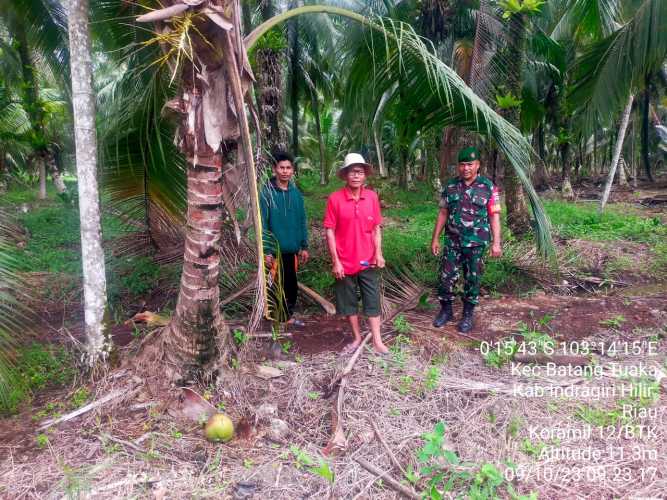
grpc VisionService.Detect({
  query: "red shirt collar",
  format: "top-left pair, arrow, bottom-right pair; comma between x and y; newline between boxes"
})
344,185 -> 366,200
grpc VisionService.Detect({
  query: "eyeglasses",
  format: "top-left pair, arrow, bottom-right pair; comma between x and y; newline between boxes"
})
348,170 -> 366,176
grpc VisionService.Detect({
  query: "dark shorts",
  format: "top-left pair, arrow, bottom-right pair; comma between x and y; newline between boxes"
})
334,268 -> 381,317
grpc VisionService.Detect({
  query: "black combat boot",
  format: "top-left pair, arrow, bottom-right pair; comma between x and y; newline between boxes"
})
432,300 -> 454,327
458,301 -> 475,333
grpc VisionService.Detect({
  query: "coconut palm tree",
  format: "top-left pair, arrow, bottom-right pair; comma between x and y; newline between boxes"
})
569,0 -> 667,185
0,0 -> 69,198
95,1 -> 553,379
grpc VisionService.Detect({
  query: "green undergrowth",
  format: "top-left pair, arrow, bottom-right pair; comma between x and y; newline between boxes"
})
544,201 -> 666,243
0,343 -> 76,415
2,183 -> 180,312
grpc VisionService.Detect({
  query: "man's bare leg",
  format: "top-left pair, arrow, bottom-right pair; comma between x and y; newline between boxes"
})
345,314 -> 363,351
368,315 -> 389,353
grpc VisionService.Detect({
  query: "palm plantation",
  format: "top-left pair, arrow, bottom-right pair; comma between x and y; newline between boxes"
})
0,0 -> 666,496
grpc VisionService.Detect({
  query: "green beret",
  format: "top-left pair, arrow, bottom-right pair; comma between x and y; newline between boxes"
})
458,146 -> 480,163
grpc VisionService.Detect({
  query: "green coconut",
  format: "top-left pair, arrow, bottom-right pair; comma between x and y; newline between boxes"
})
204,413 -> 235,443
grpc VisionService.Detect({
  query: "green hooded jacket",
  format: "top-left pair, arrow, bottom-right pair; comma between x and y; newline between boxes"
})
260,177 -> 308,255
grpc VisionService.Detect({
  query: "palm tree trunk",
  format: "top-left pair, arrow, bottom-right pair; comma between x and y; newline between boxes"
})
288,14 -> 300,156
600,94 -> 634,212
641,81 -> 653,182
161,152 -> 225,380
255,0 -> 286,156
618,155 -> 628,185
256,46 -> 287,154
38,160 -> 47,199
593,126 -> 598,174
47,147 -> 68,197
500,12 -> 531,236
560,143 -> 574,200
311,91 -> 327,185
67,0 -> 110,366
14,20 -> 50,199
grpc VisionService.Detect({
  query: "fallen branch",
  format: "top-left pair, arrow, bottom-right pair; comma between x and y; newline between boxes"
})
98,433 -> 146,453
323,271 -> 425,455
38,386 -> 139,431
247,332 -> 293,339
368,416 -> 406,476
220,281 -> 254,306
354,456 -> 421,500
325,332 -> 373,397
323,333 -> 372,455
298,282 -> 336,315
87,475 -> 158,496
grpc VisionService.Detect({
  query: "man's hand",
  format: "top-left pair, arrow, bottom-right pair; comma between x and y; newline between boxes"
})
264,254 -> 275,266
298,249 -> 309,265
332,261 -> 345,279
490,242 -> 502,258
431,239 -> 440,257
374,254 -> 386,269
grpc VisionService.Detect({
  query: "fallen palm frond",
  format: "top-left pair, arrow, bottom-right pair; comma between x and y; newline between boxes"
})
0,209 -> 36,408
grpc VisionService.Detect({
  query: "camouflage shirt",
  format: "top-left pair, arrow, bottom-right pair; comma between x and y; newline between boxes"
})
439,175 -> 501,247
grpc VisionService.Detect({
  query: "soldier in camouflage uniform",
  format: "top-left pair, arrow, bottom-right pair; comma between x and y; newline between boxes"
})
430,146 -> 502,333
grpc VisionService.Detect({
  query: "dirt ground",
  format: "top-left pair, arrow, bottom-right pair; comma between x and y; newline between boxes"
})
1,284 -> 666,498
2,180 -> 667,498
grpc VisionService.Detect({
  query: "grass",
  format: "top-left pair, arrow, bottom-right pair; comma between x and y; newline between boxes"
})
544,200 -> 667,243
0,343 -> 76,415
2,182 -> 178,312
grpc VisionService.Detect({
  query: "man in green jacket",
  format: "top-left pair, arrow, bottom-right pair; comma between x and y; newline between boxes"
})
260,151 -> 309,324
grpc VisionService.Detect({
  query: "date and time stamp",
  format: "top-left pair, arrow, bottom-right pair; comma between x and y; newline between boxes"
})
476,339 -> 665,487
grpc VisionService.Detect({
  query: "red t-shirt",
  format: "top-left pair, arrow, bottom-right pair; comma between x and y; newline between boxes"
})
323,186 -> 383,275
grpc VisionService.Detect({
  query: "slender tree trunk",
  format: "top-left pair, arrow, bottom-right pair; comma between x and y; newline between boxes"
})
600,95 -> 634,212
311,91 -> 327,185
373,86 -> 395,179
374,126 -> 387,179
38,160 -> 47,199
593,127 -> 598,175
67,0 -> 110,366
256,47 -> 287,154
631,118 -> 638,188
617,155 -> 628,186
398,149 -> 408,189
641,81 -> 653,182
46,147 -> 68,197
500,12 -> 531,236
14,20 -> 52,199
255,1 -> 286,157
288,14 -> 300,157
560,143 -> 574,200
533,122 -> 548,188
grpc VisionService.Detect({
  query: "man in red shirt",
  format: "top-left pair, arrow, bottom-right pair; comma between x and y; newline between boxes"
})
323,153 -> 389,354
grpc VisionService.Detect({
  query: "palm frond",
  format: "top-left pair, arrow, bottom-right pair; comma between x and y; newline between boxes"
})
569,0 -> 667,131
2,0 -> 69,87
0,209 -> 34,409
551,0 -> 622,41
339,16 -> 553,254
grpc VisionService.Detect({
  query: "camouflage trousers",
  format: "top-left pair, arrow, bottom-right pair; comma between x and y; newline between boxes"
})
437,243 -> 487,305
